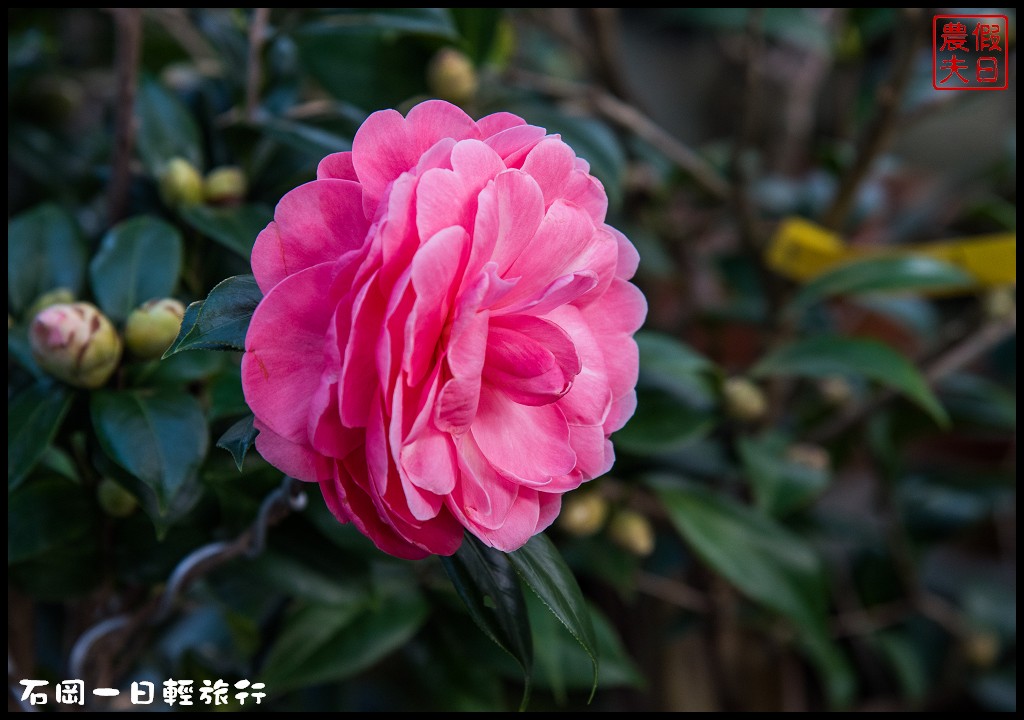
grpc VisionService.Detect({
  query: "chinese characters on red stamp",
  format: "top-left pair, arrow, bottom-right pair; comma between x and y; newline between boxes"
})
933,14 -> 1009,90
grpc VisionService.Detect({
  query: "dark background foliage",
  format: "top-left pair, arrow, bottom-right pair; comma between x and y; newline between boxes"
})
8,8 -> 1016,712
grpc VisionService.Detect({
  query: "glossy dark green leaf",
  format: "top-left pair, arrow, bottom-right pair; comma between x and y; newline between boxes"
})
91,389 -> 209,514
164,275 -> 261,356
653,478 -> 854,707
636,331 -> 717,402
752,335 -> 947,426
261,591 -> 429,692
614,388 -> 716,455
524,592 -> 643,697
653,478 -> 828,623
216,414 -> 259,471
179,204 -> 273,258
442,534 -> 533,704
135,78 -> 202,176
8,476 -> 96,564
293,10 -> 456,110
871,631 -> 928,703
8,383 -> 72,491
508,533 -> 599,698
256,116 -> 353,159
8,203 -> 88,317
787,256 -> 973,315
938,373 -> 1016,431
738,433 -> 830,517
451,8 -> 502,63
89,216 -> 183,322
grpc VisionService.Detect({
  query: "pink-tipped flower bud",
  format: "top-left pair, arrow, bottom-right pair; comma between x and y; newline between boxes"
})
30,302 -> 122,388
124,298 -> 186,360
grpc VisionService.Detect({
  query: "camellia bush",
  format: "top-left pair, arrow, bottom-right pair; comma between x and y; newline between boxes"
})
8,8 -> 1016,712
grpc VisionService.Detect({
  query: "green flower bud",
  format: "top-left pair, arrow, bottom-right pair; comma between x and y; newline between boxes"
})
609,509 -> 655,557
427,48 -> 479,105
26,287 -> 76,321
159,157 -> 204,208
124,298 -> 186,359
723,377 -> 767,423
786,443 -> 831,473
30,302 -> 122,388
204,166 -> 248,204
97,478 -> 138,518
818,375 -> 853,406
559,492 -> 610,537
983,286 -> 1016,320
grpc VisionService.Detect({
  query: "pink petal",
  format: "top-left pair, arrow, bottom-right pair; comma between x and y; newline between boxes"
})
486,170 -> 546,276
546,305 -> 612,426
476,111 -> 528,137
353,100 -> 479,208
484,315 -> 581,406
470,387 -> 576,481
405,226 -> 469,384
253,420 -> 332,482
520,137 -> 576,208
316,151 -> 358,182
242,262 -> 339,443
434,272 -> 492,434
339,273 -> 387,428
251,179 -> 368,294
483,124 -> 547,162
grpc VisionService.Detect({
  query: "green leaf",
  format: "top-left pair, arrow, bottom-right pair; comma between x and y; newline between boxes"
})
256,116 -> 353,159
787,256 -> 973,315
524,593 -> 644,697
738,433 -> 830,517
164,275 -> 262,356
8,476 -> 96,564
871,631 -> 929,703
8,383 -> 72,491
89,216 -> 183,322
451,8 -> 502,63
261,591 -> 429,692
614,388 -> 716,455
216,414 -> 259,471
179,204 -> 273,258
752,335 -> 947,426
135,78 -> 202,176
8,203 -> 88,317
91,389 -> 209,514
293,10 -> 456,110
653,478 -> 855,708
636,331 -> 716,402
939,373 -> 1016,431
508,533 -> 599,699
441,534 -> 533,706
653,478 -> 827,624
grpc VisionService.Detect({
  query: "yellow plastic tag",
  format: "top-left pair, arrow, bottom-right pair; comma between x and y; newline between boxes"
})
767,217 -> 1016,288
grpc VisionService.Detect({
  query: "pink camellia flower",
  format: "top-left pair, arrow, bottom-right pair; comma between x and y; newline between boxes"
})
242,100 -> 646,558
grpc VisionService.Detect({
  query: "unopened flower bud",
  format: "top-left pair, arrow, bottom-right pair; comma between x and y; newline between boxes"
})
818,375 -> 853,406
26,287 -> 76,321
30,302 -> 122,388
427,48 -> 478,105
786,443 -> 831,473
204,166 -> 247,204
97,478 -> 138,518
982,286 -> 1015,320
723,377 -> 767,423
609,509 -> 655,557
964,631 -> 1000,668
125,298 -> 186,359
159,157 -> 204,208
559,492 -> 610,537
